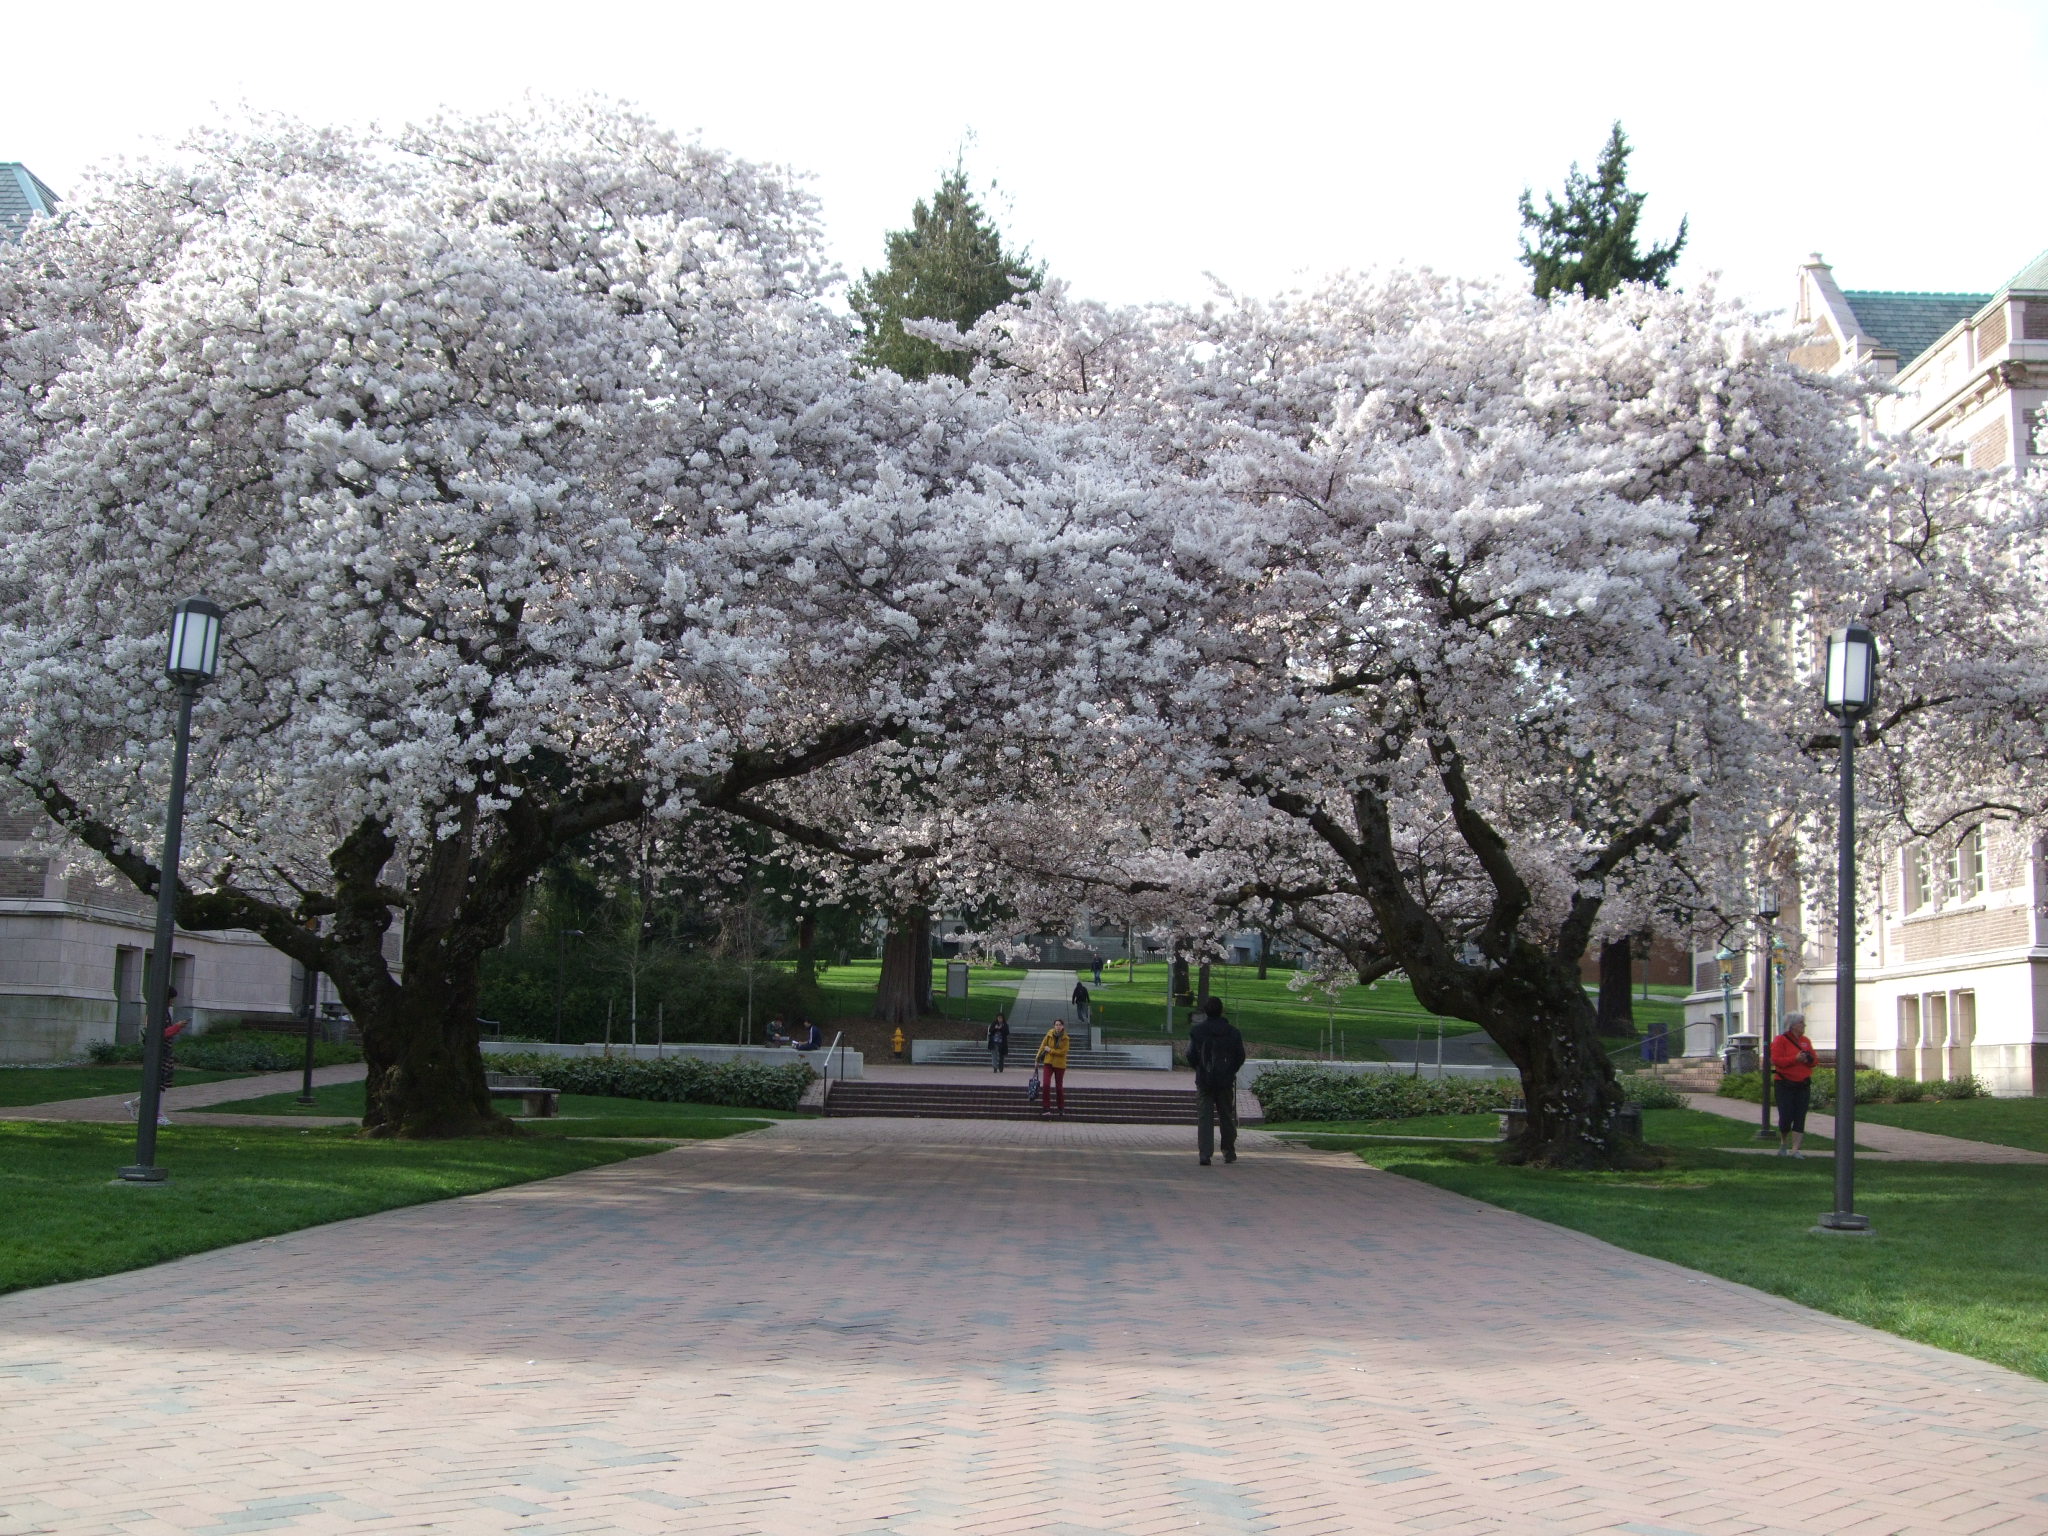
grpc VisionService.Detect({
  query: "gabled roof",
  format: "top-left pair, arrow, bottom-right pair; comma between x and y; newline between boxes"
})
2000,249 -> 2048,294
0,163 -> 60,239
1839,291 -> 1988,370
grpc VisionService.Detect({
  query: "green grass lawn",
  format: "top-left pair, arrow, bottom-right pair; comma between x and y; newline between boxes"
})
206,1082 -> 789,1139
1361,1107 -> 2047,1382
0,1121 -> 665,1295
1269,1113 -> 1505,1141
0,1066 -> 246,1106
1269,1109 -> 1836,1150
1088,963 -> 1460,1057
806,958 -> 1030,1026
1854,1096 -> 2048,1154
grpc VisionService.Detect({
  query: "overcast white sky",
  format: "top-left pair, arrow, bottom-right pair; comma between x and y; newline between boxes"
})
7,1 -> 2045,316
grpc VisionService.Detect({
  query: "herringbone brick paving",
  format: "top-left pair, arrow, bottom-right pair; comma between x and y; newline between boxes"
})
2,1124 -> 2046,1534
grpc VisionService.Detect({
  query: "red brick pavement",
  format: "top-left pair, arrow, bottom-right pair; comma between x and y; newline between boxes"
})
2,1125 -> 2046,1534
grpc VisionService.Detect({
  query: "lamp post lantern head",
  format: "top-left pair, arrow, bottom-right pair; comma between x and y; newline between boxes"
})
1822,624 -> 1878,721
1716,945 -> 1737,982
1757,889 -> 1780,922
165,599 -> 224,683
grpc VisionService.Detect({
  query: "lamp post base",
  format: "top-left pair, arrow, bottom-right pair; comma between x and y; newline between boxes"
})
1753,1126 -> 1776,1140
1813,1211 -> 1872,1235
116,1165 -> 169,1184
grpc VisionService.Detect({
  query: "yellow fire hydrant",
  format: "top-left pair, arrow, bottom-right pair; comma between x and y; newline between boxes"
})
891,1026 -> 907,1059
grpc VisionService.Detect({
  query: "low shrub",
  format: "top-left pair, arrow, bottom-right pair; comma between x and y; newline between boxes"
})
1926,1074 -> 1989,1100
1250,1064 -> 1516,1123
487,1052 -> 813,1111
1619,1074 -> 1687,1110
88,1033 -> 361,1071
1718,1068 -> 1985,1106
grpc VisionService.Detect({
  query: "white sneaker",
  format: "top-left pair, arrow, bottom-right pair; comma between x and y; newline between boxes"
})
123,1099 -> 139,1120
156,1115 -> 171,1126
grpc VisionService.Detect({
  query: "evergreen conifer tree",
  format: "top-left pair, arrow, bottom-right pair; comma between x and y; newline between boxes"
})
851,165 -> 1041,381
1518,123 -> 1686,301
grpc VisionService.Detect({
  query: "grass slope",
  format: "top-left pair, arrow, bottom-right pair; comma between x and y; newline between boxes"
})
0,1067 -> 245,1106
1089,964 -> 1686,1059
0,1122 -> 663,1295
1853,1096 -> 2048,1154
207,1082 -> 787,1139
1363,1107 -> 2048,1382
806,958 -> 1028,1027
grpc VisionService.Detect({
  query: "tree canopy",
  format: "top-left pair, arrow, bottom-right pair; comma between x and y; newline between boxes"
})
0,104 -> 1122,1135
1518,122 -> 1687,300
850,166 -> 1041,381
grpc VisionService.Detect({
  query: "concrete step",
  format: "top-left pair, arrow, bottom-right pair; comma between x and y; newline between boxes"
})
826,1082 -> 1202,1125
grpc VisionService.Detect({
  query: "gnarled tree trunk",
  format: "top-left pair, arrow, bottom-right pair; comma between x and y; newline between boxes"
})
873,906 -> 933,1024
1595,936 -> 1636,1038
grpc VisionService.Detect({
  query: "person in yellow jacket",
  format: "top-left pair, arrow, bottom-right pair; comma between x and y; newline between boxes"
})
1036,1018 -> 1072,1117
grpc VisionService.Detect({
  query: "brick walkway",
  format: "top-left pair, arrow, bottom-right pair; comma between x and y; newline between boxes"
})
5,1123 -> 2048,1534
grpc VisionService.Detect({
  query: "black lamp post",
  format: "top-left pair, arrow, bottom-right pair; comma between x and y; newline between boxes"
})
1755,890 -> 1779,1140
1819,623 -> 1877,1234
295,968 -> 322,1107
120,598 -> 224,1184
1716,946 -> 1737,1057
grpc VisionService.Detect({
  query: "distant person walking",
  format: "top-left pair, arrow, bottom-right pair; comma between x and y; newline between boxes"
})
1071,980 -> 1091,1029
1187,996 -> 1246,1166
987,1011 -> 1011,1073
1036,1019 -> 1071,1116
1770,1011 -> 1817,1158
1092,956 -> 1104,985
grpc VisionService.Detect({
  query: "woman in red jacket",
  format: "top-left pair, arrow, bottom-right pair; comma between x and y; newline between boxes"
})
1770,1011 -> 1817,1158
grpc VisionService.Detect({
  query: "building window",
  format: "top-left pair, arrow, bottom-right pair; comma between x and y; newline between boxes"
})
1906,827 -> 1986,912
1898,994 -> 1921,1050
1905,845 -> 1934,913
1943,827 -> 1986,906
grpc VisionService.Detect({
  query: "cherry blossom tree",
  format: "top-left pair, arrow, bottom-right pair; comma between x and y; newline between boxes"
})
0,104 -> 1128,1136
958,273 -> 1926,1166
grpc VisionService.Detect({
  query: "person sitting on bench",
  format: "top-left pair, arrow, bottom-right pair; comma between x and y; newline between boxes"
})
791,1017 -> 823,1052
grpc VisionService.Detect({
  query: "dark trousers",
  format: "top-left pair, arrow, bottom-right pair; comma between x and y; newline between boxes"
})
1775,1078 -> 1812,1135
1197,1079 -> 1237,1161
990,1044 -> 1007,1072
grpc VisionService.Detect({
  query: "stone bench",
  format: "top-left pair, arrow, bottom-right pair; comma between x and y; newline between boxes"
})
485,1074 -> 560,1118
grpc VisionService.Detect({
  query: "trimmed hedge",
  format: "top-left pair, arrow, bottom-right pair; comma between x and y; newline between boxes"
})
89,1033 -> 361,1071
1719,1068 -> 1985,1106
1250,1064 -> 1517,1122
487,1052 -> 813,1111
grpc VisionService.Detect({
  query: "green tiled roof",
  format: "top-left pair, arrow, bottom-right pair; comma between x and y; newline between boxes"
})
1840,290 -> 1987,369
0,163 -> 60,239
1999,249 -> 2048,293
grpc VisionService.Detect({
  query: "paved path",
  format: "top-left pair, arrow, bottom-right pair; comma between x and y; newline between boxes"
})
0,1064 -> 368,1125
6,1122 -> 2048,1534
1007,966 -> 1081,1040
1683,1090 -> 2048,1164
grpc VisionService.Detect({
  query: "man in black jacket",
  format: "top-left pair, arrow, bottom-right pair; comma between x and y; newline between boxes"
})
1186,996 -> 1247,1165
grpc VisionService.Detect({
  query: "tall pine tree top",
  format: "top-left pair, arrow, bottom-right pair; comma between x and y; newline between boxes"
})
1518,123 -> 1686,301
851,167 -> 1041,381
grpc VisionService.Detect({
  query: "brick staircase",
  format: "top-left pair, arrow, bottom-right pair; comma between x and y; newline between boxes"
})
825,1080 -> 1200,1125
1646,1057 -> 1726,1092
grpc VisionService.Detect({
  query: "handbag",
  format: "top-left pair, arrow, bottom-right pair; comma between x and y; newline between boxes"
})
1026,1068 -> 1041,1103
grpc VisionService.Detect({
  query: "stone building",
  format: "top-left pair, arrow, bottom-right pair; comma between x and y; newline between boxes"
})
1680,251 -> 2048,1095
0,794 -> 316,1062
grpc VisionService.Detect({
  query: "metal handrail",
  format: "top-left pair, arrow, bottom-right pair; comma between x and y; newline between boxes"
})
820,1030 -> 846,1105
